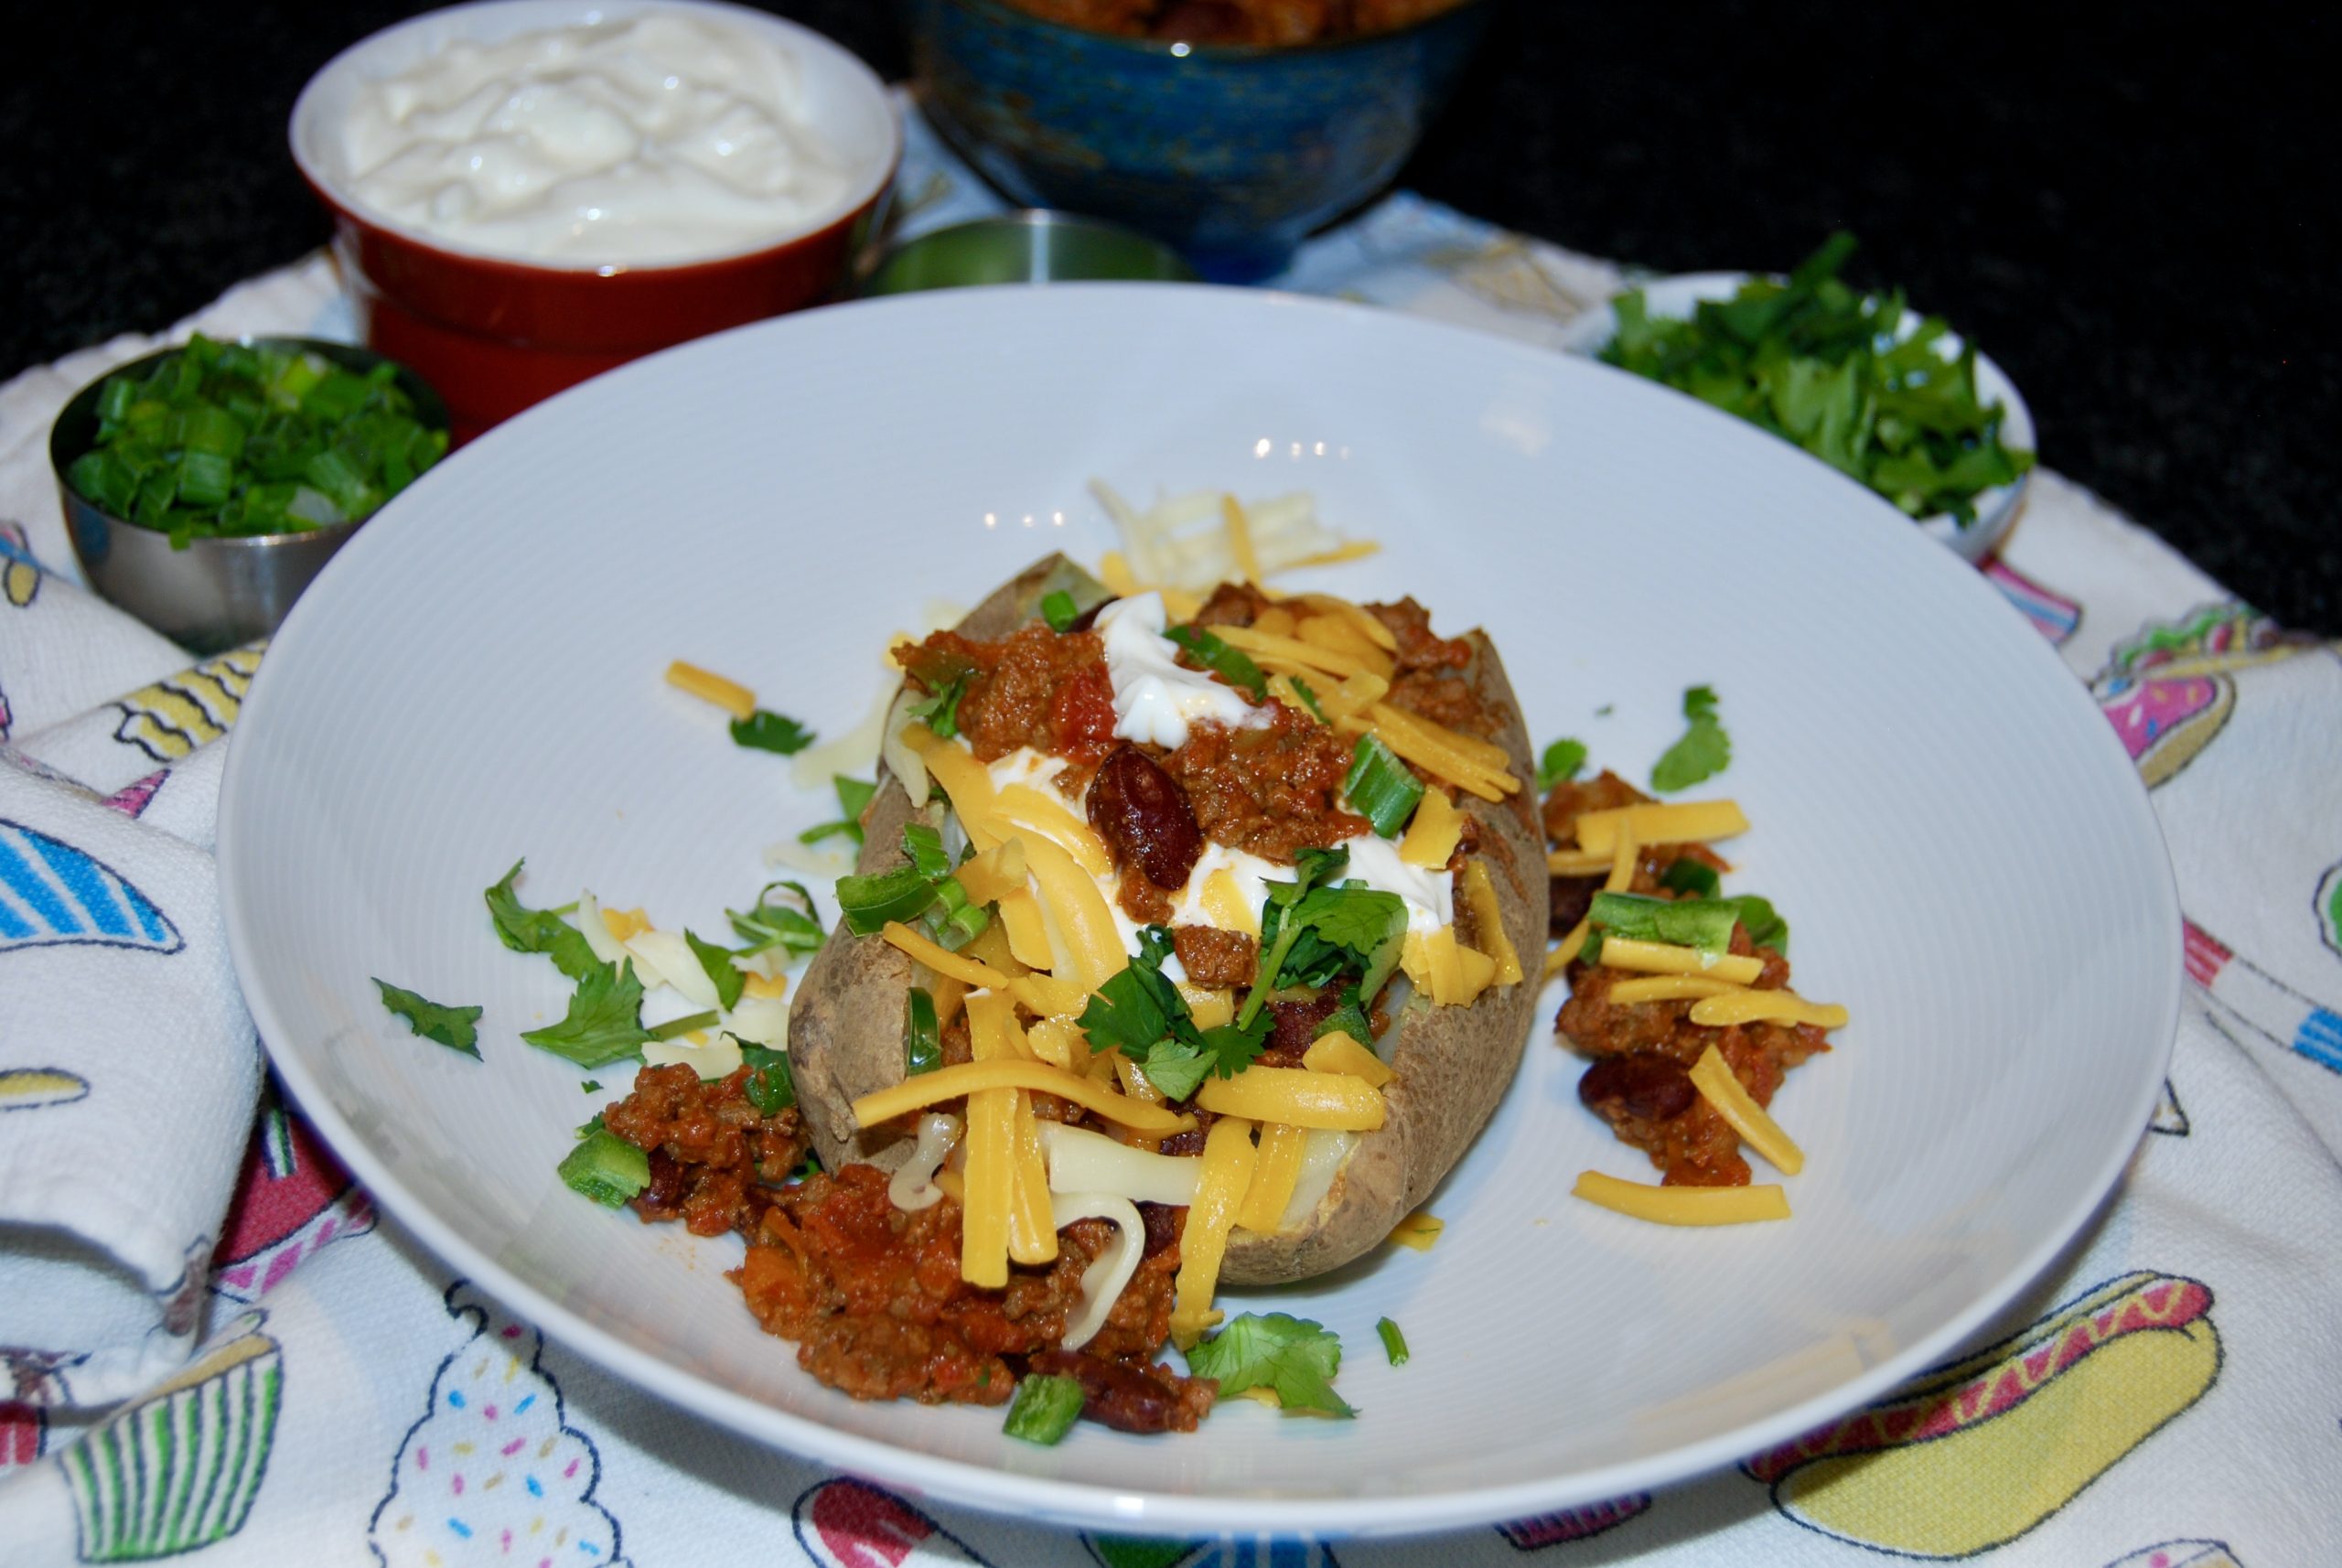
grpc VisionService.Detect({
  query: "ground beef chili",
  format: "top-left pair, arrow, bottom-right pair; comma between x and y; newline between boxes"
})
596,1074 -> 1216,1426
1171,924 -> 1257,988
1545,773 -> 1824,1187
897,587 -> 1500,867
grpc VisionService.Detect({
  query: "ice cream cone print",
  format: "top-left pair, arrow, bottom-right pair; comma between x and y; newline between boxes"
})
1494,1494 -> 1650,1550
2100,1541 -> 2243,1568
61,1312 -> 282,1560
0,1068 -> 90,1112
794,1479 -> 996,1568
0,822 -> 180,955
1745,1272 -> 2218,1558
110,646 -> 263,764
370,1283 -> 623,1568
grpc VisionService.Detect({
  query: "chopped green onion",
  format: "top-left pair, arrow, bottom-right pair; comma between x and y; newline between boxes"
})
1287,674 -> 1328,723
904,988 -> 942,1077
1040,589 -> 1081,633
928,875 -> 992,950
727,881 -> 825,959
1586,891 -> 1738,956
1003,1374 -> 1085,1444
1343,734 -> 1425,838
902,822 -> 955,882
60,334 -> 446,546
1376,1317 -> 1411,1366
558,1129 -> 650,1208
648,1009 -> 720,1042
1164,624 -> 1269,702
836,865 -> 940,935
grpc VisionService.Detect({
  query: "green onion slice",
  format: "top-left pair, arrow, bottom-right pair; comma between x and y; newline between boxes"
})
1586,891 -> 1738,956
1040,589 -> 1081,633
1376,1316 -> 1411,1367
904,988 -> 942,1077
1003,1374 -> 1085,1444
1164,625 -> 1269,701
558,1129 -> 650,1208
1343,734 -> 1425,838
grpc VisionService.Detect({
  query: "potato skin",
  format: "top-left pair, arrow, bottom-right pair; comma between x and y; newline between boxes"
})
788,554 -> 1543,1287
1219,628 -> 1542,1285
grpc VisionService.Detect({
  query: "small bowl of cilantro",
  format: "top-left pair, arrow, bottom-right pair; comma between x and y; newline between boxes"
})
1560,233 -> 2036,562
50,334 -> 448,652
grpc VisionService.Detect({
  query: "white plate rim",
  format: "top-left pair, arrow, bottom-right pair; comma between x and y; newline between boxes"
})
216,282 -> 2178,1539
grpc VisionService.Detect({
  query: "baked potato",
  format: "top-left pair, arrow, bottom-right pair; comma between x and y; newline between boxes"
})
788,552 -> 1543,1288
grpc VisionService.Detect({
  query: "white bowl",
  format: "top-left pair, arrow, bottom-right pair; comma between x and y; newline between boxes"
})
1559,272 -> 2036,562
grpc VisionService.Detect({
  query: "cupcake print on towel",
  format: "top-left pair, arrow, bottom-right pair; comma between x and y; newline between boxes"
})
794,1479 -> 997,1567
61,1310 -> 282,1560
371,1282 -> 624,1568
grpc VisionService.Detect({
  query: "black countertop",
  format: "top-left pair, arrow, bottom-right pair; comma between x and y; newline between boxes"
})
5,1 -> 2331,631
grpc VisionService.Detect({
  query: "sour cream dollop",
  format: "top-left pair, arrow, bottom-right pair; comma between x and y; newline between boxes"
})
335,14 -> 849,264
1094,592 -> 1273,749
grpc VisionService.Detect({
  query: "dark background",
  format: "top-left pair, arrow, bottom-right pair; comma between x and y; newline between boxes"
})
5,2 -> 2332,631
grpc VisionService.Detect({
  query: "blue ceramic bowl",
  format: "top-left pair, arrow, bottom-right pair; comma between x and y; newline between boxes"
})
906,0 -> 1492,281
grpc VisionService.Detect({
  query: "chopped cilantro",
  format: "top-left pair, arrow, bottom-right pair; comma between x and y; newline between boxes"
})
906,671 -> 971,741
372,978 -> 481,1058
1649,685 -> 1730,793
739,1042 -> 796,1114
1080,927 -> 1269,1101
799,775 -> 877,848
683,929 -> 747,1011
580,1080 -> 602,1094
1536,737 -> 1588,792
1185,1313 -> 1354,1417
521,959 -> 651,1069
728,709 -> 815,755
484,860 -> 601,983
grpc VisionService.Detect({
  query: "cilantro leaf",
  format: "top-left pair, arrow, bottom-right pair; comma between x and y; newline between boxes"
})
1536,737 -> 1588,793
799,775 -> 877,849
906,672 -> 971,741
372,978 -> 481,1058
1080,927 -> 1270,1099
485,860 -> 601,983
728,881 -> 824,959
1185,1313 -> 1355,1418
739,1041 -> 797,1114
684,929 -> 746,1011
1649,685 -> 1730,793
521,959 -> 651,1069
729,708 -> 815,756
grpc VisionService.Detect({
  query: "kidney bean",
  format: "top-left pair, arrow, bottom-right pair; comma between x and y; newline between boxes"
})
1138,1202 -> 1182,1259
1550,874 -> 1602,938
636,1147 -> 687,1215
1026,1351 -> 1183,1434
1578,1051 -> 1697,1122
1087,746 -> 1203,890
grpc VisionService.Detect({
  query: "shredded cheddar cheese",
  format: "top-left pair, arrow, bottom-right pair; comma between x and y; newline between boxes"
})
1301,1030 -> 1393,1089
1596,937 -> 1764,983
1458,859 -> 1522,985
1606,974 -> 1748,1005
880,922 -> 1014,990
1236,1122 -> 1308,1233
1199,867 -> 1260,937
960,996 -> 1019,1288
1399,788 -> 1464,869
853,1060 -> 1192,1134
1572,1170 -> 1790,1226
1572,800 -> 1748,856
663,659 -> 756,721
598,906 -> 651,943
1387,1210 -> 1445,1251
1221,494 -> 1265,586
995,888 -> 1057,970
1196,1067 -> 1386,1131
1688,1045 -> 1806,1176
1171,1116 -> 1259,1349
993,784 -> 1112,878
1689,991 -> 1850,1030
1018,832 -> 1127,992
740,971 -> 789,1002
